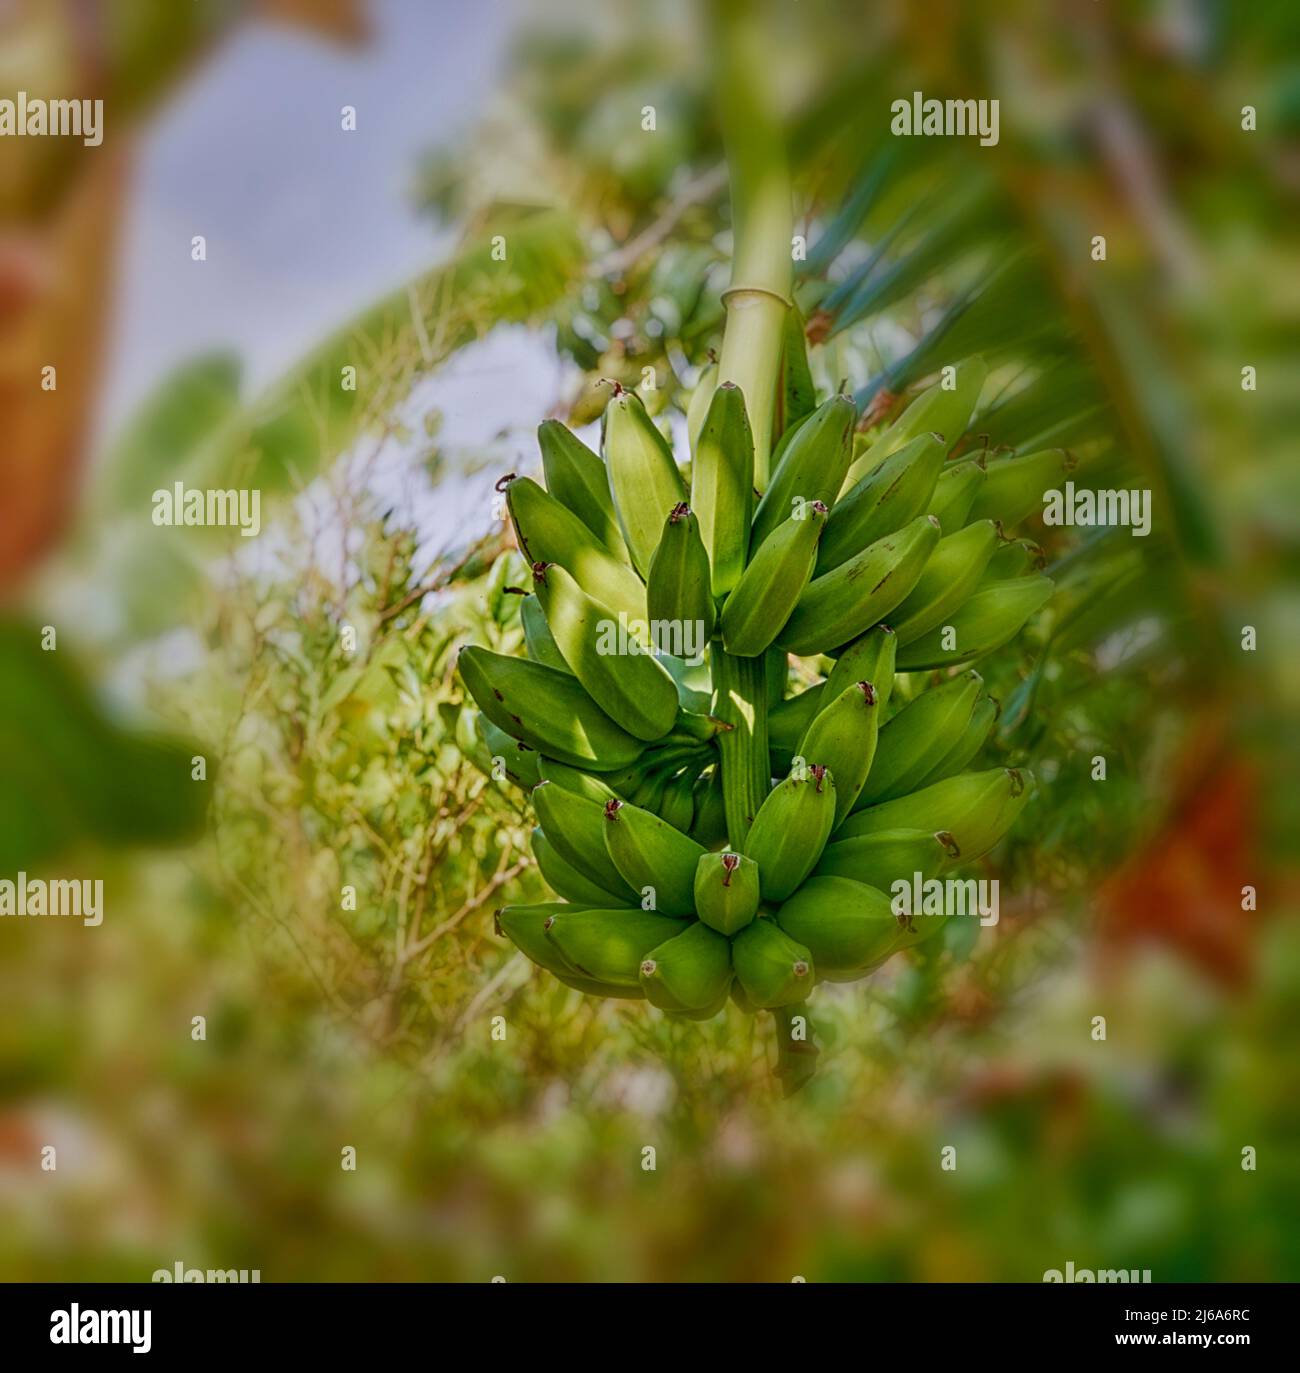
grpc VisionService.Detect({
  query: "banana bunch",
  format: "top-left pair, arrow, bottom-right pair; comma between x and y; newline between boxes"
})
461,361 -> 1055,1036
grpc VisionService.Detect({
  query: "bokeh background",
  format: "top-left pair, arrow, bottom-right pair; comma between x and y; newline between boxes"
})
1,0 -> 1296,1281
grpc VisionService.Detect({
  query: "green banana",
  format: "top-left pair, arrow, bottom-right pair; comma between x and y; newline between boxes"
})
842,356 -> 987,489
888,519 -> 999,644
966,448 -> 1068,528
544,907 -> 686,987
768,684 -> 824,758
646,504 -> 716,639
797,681 -> 881,824
694,850 -> 760,935
743,764 -> 837,901
686,359 -> 718,461
505,476 -> 646,621
720,502 -> 828,657
497,903 -> 644,998
689,381 -> 754,598
927,459 -> 986,528
778,514 -> 941,657
824,625 -> 898,710
537,418 -> 629,562
531,827 -> 633,907
817,431 -> 946,573
984,537 -> 1045,581
657,767 -> 698,833
750,394 -> 856,548
536,757 -> 620,804
519,592 -> 570,672
775,875 -> 899,977
916,695 -> 998,787
731,917 -> 814,1009
838,766 -> 1035,865
459,647 -> 644,772
532,780 -> 638,900
779,304 -> 818,432
894,575 -> 1052,670
639,919 -> 733,1012
603,385 -> 688,577
688,767 -> 728,848
813,827 -> 956,887
476,714 -> 541,789
532,562 -> 679,741
854,670 -> 983,807
602,798 -> 708,916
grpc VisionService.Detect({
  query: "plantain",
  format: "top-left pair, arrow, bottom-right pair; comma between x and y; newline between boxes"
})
797,681 -> 881,824
639,919 -> 733,1012
536,757 -> 620,804
476,714 -> 541,789
743,764 -> 837,901
656,767 -> 699,833
824,624 -> 899,710
603,385 -> 688,577
646,504 -> 716,640
544,908 -> 687,988
694,850 -> 761,935
916,695 -> 998,787
750,394 -> 856,548
927,459 -> 986,528
688,767 -> 729,848
459,647 -> 644,772
778,514 -> 941,657
532,780 -> 638,900
497,903 -> 645,998
768,683 -> 825,763
894,575 -> 1052,671
731,917 -> 814,1009
966,448 -> 1068,529
519,592 -> 570,673
505,476 -> 646,621
532,827 -> 633,907
984,537 -> 1045,581
814,827 -> 955,888
817,431 -> 946,574
602,798 -> 708,916
532,561 -> 679,741
775,875 -> 900,977
686,359 -> 718,461
537,418 -> 629,562
689,381 -> 754,598
888,519 -> 999,644
838,766 -> 1035,865
720,501 -> 828,657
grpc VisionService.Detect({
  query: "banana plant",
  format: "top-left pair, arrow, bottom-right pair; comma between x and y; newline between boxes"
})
459,13 -> 1062,1093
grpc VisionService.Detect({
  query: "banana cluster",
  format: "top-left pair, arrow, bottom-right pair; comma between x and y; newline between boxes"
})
462,359 -> 1056,1019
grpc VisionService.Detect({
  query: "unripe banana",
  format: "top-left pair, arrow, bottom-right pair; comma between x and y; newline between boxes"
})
720,501 -> 828,657
731,917 -> 814,1009
536,757 -> 620,804
750,394 -> 856,548
688,767 -> 728,848
743,764 -> 837,901
532,827 -> 633,907
476,714 -> 541,789
888,519 -> 999,644
984,537 -> 1045,582
497,902 -> 644,997
656,767 -> 698,833
519,592 -> 570,672
927,459 -> 986,528
459,647 -> 644,772
780,305 -> 817,432
838,766 -> 1034,865
842,356 -> 987,490
505,476 -> 646,621
686,360 -> 718,460
544,907 -> 687,987
532,779 -> 638,900
916,695 -> 998,787
854,670 -> 983,806
824,624 -> 898,710
775,875 -> 899,976
639,919 -> 733,1012
768,684 -> 824,759
602,798 -> 708,916
603,385 -> 688,577
646,504 -> 716,639
817,431 -> 946,574
966,448 -> 1068,528
814,827 -> 956,887
797,680 -> 881,824
537,418 -> 629,562
532,562 -> 679,741
778,514 -> 941,657
694,850 -> 760,935
894,575 -> 1052,671
689,381 -> 754,597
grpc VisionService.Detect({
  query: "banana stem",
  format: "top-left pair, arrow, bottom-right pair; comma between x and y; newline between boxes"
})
710,647 -> 769,848
714,0 -> 793,488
